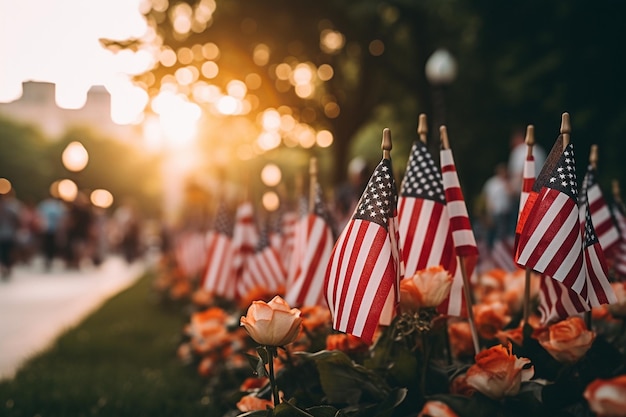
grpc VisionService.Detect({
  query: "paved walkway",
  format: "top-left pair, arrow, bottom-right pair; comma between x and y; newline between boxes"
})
0,255 -> 146,380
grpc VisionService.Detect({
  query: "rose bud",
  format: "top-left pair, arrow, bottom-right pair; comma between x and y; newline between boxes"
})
465,344 -> 534,400
608,282 -> 626,318
240,295 -> 303,346
400,265 -> 452,311
583,374 -> 626,417
418,400 -> 460,417
534,316 -> 595,363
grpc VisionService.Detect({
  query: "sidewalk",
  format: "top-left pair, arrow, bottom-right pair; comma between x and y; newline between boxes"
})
0,255 -> 146,380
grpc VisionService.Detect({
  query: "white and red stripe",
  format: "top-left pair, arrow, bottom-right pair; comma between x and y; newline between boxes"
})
286,213 -> 334,307
579,165 -> 620,254
438,148 -> 478,316
538,274 -> 589,324
324,158 -> 400,343
238,239 -> 286,298
231,201 -> 259,300
175,231 -> 208,279
201,230 -> 236,297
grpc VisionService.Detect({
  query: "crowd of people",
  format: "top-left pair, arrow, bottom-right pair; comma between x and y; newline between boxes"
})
0,190 -> 144,280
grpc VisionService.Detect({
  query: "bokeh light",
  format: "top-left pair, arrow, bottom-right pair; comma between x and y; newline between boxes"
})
90,189 -> 114,208
57,179 -> 78,202
62,141 -> 89,172
261,164 -> 282,186
316,130 -> 333,148
0,178 -> 12,194
262,191 -> 280,212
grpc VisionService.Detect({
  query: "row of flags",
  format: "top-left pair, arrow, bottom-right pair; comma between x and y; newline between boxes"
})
175,113 -> 625,344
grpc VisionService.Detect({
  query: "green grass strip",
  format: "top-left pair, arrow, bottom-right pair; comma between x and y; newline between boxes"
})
0,271 -> 219,417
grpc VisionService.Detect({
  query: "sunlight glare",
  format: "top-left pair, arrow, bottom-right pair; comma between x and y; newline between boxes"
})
227,80 -> 247,99
216,96 -> 239,115
261,109 -> 281,131
257,132 -> 281,151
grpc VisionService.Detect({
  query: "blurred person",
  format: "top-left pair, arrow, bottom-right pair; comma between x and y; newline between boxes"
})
113,200 -> 142,263
64,193 -> 94,269
17,199 -> 43,265
37,195 -> 67,271
0,192 -> 22,279
481,163 -> 514,249
507,127 -> 546,196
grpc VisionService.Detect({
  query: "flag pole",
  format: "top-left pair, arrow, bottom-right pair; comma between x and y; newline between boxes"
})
440,125 -> 481,355
309,157 -> 318,213
522,124 -> 535,328
561,112 -> 571,148
418,113 -> 428,144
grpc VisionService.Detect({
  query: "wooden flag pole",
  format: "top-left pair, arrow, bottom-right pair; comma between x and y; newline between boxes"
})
561,112 -> 571,148
613,180 -> 625,213
309,157 -> 318,213
382,127 -> 392,159
440,125 -> 481,355
522,124 -> 535,328
418,113 -> 428,144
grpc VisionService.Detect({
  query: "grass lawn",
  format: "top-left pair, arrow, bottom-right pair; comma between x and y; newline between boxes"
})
0,271 -> 222,417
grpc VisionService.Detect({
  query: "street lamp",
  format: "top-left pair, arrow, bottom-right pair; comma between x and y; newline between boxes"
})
425,48 -> 457,137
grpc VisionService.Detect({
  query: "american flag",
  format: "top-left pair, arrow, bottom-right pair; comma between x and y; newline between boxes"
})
610,203 -> 626,279
439,147 -> 478,317
232,201 -> 260,300
286,195 -> 310,288
238,223 -> 286,298
324,157 -> 400,343
201,201 -> 236,298
174,231 -> 208,279
537,275 -> 589,324
581,201 -> 616,306
579,162 -> 620,254
398,140 -> 456,278
516,141 -> 586,293
285,183 -> 335,307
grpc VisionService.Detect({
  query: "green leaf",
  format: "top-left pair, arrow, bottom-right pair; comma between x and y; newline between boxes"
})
245,352 -> 268,378
296,350 -> 391,405
257,346 -> 271,364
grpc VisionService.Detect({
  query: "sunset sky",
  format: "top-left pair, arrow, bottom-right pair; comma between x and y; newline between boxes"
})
0,0 -> 152,123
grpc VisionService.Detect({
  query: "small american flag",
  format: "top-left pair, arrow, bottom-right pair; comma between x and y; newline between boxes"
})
581,201 -> 617,306
439,147 -> 478,317
201,201 -> 236,298
516,141 -> 586,294
398,140 -> 456,278
579,162 -> 620,254
324,157 -> 400,343
538,274 -> 589,324
514,150 -> 536,253
238,223 -> 286,298
232,201 -> 260,300
285,183 -> 335,307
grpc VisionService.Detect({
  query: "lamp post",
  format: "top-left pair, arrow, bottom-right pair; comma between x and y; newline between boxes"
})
425,49 -> 457,139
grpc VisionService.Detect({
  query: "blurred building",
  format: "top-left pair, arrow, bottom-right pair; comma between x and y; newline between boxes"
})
0,81 -> 137,140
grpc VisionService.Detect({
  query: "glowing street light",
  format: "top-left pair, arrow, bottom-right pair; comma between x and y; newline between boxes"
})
62,141 -> 89,172
425,48 -> 457,138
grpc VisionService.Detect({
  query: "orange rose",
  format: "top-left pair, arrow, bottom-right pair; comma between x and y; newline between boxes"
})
300,305 -> 332,332
534,316 -> 595,363
418,400 -> 460,417
240,295 -> 303,346
584,375 -> 626,417
465,344 -> 534,400
447,319 -> 475,359
236,394 -> 274,412
495,326 -> 524,347
473,301 -> 512,340
400,265 -> 452,311
326,333 -> 370,353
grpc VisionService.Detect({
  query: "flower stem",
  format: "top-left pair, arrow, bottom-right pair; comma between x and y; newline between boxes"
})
266,346 -> 280,407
